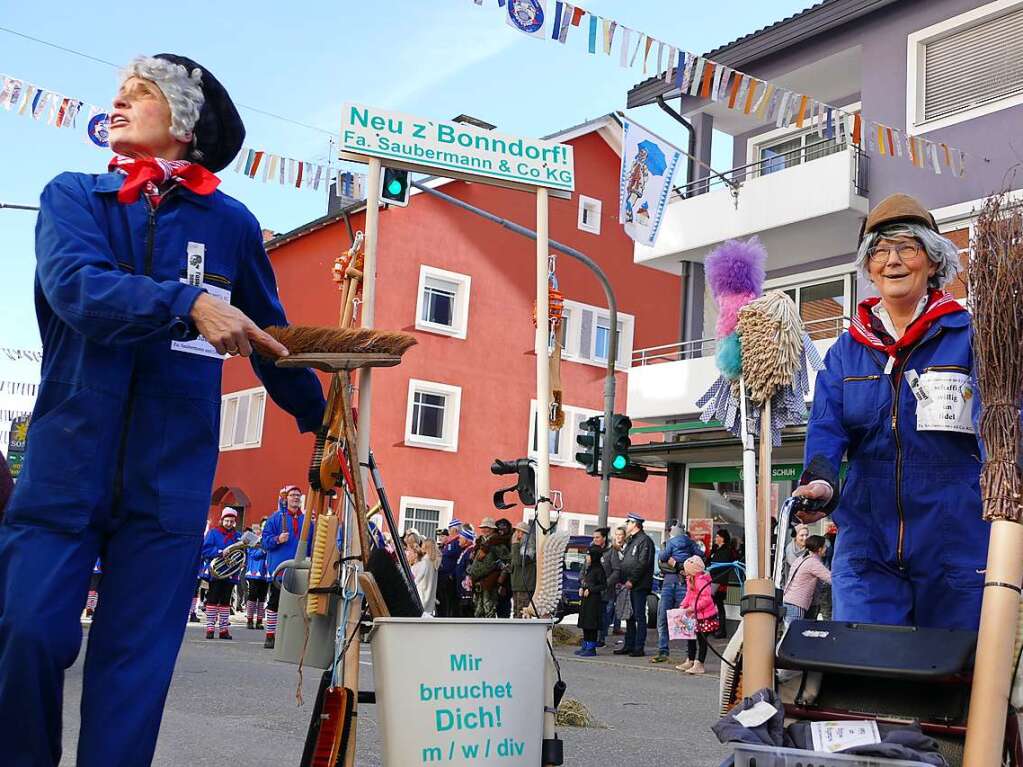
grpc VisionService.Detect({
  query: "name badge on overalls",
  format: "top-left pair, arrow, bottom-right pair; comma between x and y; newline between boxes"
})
171,242 -> 232,359
913,369 -> 976,434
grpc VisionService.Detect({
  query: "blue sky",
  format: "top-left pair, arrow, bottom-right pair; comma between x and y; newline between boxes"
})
0,0 -> 812,353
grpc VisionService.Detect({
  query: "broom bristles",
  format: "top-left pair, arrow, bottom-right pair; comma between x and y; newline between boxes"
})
263,325 -> 417,358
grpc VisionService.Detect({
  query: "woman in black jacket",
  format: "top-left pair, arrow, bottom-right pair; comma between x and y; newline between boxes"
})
575,545 -> 607,657
708,530 -> 735,639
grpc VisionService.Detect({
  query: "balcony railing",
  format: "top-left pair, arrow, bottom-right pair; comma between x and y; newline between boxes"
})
676,140 -> 869,199
632,315 -> 849,367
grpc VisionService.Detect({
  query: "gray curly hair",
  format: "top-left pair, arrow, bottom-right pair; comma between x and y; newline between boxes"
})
120,56 -> 204,156
856,222 -> 962,290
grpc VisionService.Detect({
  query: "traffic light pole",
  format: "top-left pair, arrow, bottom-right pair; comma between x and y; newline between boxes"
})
411,181 -> 618,527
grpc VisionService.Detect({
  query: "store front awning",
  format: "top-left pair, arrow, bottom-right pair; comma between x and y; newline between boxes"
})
628,422 -> 808,468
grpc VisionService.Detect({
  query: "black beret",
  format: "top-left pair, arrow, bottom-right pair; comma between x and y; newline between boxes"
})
154,54 -> 245,173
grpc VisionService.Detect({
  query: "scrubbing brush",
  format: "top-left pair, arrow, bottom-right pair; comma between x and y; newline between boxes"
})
529,531 -> 571,618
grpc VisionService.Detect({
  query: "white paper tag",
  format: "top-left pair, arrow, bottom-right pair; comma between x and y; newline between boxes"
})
733,700 -> 778,729
171,279 -> 231,359
883,356 -> 895,375
905,369 -> 930,403
915,371 -> 976,434
186,242 -> 205,287
810,720 -> 881,753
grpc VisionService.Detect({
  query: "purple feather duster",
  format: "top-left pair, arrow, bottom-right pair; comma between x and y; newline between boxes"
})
705,237 -> 767,301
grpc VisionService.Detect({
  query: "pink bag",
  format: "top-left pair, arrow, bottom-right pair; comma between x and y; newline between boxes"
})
666,607 -> 696,640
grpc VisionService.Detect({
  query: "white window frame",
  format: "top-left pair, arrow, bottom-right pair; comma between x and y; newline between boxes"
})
398,496 -> 454,537
415,265 -> 471,340
404,378 -> 461,452
764,267 -> 855,334
559,298 -> 635,371
527,401 -> 602,469
219,386 -> 267,452
746,102 -> 862,169
907,0 -> 1023,135
577,195 -> 602,235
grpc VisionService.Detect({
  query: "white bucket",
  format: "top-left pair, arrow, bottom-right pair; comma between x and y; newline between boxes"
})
371,618 -> 551,766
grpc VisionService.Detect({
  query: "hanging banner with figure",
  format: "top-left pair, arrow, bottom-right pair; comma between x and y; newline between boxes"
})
618,118 -> 681,247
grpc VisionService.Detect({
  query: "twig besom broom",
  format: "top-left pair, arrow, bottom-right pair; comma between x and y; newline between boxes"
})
963,194 -> 1023,767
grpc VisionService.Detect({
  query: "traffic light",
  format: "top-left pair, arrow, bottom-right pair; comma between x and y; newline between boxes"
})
575,416 -> 603,477
380,167 -> 410,207
607,414 -> 648,483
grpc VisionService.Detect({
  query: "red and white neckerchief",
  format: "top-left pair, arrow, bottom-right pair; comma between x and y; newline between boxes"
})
849,289 -> 965,362
108,155 -> 219,207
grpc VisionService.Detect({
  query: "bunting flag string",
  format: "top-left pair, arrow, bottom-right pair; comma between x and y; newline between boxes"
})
470,2 -> 973,178
0,381 -> 39,396
0,347 -> 43,363
1,72 -> 337,192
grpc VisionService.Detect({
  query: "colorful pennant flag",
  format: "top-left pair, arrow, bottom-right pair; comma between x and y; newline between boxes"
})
467,1 -> 974,178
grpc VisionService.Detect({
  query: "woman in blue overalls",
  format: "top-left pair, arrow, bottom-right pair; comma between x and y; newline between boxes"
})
0,54 -> 325,767
794,193 -> 986,630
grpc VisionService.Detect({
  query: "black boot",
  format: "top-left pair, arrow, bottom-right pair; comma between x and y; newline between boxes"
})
264,634 -> 275,650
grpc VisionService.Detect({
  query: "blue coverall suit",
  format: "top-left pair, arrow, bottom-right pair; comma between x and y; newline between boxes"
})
0,171 -> 324,767
262,507 -> 313,578
802,310 -> 988,629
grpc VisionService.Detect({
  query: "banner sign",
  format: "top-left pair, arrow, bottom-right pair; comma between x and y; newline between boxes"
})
371,618 -> 548,767
619,118 -> 681,246
341,103 -> 575,192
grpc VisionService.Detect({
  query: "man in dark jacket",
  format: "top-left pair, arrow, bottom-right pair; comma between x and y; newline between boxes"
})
614,513 -> 655,657
0,55 -> 324,767
652,523 -> 703,662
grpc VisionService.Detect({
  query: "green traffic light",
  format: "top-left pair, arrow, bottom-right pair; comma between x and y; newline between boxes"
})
612,454 -> 627,470
387,179 -> 403,196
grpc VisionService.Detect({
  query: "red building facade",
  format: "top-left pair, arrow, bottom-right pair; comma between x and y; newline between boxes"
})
212,117 -> 679,539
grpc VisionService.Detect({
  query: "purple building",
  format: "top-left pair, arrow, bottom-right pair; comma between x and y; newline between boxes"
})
622,0 -> 1022,583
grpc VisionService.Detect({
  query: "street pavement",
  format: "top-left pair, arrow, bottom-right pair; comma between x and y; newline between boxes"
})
62,618 -> 731,766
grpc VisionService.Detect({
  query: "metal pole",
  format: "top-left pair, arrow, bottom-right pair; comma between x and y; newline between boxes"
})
411,181 -> 617,526
357,158 -> 381,485
0,203 -> 40,211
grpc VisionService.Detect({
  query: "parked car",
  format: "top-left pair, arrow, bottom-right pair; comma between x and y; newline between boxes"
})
556,535 -> 661,627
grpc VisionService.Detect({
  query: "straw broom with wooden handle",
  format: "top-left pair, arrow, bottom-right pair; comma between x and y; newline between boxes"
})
964,194 -> 1023,767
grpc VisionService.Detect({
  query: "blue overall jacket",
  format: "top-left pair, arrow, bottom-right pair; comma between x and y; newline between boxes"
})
245,545 -> 268,581
802,310 -> 987,629
4,172 -> 325,538
262,508 -> 313,579
201,526 -> 241,583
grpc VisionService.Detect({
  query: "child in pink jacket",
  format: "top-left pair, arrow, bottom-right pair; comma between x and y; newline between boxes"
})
676,555 -> 719,675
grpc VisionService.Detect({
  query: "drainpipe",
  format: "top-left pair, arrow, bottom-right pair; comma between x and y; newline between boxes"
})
656,95 -> 696,194
411,180 -> 618,527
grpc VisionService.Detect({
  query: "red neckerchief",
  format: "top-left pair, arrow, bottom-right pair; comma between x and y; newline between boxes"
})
287,510 -> 300,537
218,525 -> 238,541
108,155 -> 219,207
849,290 -> 964,360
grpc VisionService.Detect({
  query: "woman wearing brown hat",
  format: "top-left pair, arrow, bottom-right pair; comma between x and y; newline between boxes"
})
792,193 -> 986,630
